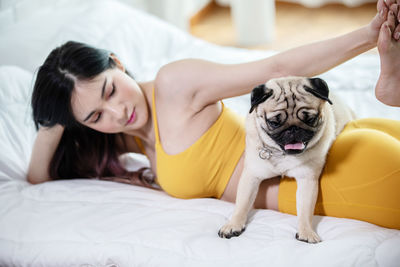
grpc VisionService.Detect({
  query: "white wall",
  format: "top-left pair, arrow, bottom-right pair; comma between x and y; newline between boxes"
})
120,0 -> 211,30
0,0 -> 211,31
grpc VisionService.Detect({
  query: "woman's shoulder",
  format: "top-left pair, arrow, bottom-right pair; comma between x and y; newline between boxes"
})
154,58 -> 260,110
154,59 -> 200,93
154,59 -> 219,112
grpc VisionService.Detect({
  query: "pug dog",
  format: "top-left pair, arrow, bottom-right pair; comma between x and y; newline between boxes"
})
218,76 -> 354,243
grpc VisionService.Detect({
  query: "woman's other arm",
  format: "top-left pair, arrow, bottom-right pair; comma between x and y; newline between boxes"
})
27,124 -> 64,184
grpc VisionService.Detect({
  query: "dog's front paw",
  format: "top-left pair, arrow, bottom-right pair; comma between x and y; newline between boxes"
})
295,229 -> 321,244
218,221 -> 246,239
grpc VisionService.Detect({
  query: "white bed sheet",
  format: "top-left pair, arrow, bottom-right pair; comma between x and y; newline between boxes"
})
0,0 -> 399,266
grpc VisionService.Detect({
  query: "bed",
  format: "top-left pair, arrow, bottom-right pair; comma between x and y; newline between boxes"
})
0,0 -> 400,266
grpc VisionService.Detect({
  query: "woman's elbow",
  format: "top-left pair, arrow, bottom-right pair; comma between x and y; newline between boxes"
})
26,172 -> 50,185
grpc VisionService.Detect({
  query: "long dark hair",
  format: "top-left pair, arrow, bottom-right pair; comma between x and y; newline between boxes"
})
31,41 -> 153,186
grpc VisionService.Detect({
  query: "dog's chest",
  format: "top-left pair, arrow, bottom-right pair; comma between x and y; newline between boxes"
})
247,145 -> 305,178
268,155 -> 303,175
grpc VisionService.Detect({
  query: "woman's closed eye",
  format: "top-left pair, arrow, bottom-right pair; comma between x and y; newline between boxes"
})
93,112 -> 102,123
108,83 -> 116,99
93,84 -> 115,123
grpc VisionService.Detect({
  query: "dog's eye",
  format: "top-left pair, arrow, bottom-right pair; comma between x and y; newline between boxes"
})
300,111 -> 318,126
305,115 -> 318,126
267,119 -> 281,129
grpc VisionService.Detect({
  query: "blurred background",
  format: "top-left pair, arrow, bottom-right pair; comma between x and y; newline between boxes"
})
0,0 -> 378,52
117,0 -> 378,52
190,0 -> 377,51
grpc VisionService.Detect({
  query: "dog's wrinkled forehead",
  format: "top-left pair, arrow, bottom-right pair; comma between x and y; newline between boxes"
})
249,76 -> 332,115
269,77 -> 324,106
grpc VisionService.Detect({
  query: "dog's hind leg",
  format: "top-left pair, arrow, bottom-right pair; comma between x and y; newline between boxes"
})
218,169 -> 262,239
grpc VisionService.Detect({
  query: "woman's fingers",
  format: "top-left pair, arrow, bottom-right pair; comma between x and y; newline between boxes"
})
389,3 -> 399,15
394,24 -> 400,40
388,9 -> 397,33
379,0 -> 389,19
397,0 -> 400,22
390,4 -> 399,25
385,0 -> 396,7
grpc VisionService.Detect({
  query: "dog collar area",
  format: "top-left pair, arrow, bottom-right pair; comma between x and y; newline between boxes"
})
258,146 -> 285,160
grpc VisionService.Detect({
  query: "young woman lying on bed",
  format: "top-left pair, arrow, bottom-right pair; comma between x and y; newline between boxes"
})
28,0 -> 400,229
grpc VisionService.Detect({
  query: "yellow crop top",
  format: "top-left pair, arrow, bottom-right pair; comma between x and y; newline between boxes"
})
152,88 -> 245,199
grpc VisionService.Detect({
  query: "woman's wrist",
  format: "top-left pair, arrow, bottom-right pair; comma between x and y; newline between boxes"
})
363,22 -> 379,48
363,24 -> 378,49
344,26 -> 377,56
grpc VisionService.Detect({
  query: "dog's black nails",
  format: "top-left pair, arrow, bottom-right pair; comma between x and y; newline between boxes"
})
295,233 -> 318,243
232,231 -> 241,237
295,233 -> 309,243
218,230 -> 227,238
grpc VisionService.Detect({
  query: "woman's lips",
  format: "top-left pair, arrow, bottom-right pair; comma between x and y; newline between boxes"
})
126,108 -> 136,125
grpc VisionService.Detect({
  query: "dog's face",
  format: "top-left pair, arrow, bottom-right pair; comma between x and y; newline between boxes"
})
249,77 -> 332,155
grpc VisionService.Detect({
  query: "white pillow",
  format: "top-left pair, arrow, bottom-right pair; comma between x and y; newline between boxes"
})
0,66 -> 36,182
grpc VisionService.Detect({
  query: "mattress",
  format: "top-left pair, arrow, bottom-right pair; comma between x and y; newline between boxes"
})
0,0 -> 399,266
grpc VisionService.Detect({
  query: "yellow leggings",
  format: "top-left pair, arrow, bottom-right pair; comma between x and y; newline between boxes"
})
278,118 -> 400,229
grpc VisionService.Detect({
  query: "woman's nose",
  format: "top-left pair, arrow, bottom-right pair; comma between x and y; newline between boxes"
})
107,103 -> 125,122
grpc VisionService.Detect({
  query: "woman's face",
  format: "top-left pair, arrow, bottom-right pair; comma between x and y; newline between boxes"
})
71,67 -> 148,133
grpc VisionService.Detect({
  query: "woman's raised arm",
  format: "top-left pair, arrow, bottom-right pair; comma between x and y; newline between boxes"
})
27,124 -> 64,184
155,0 -> 388,109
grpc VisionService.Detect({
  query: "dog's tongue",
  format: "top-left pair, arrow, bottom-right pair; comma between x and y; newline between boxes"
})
284,143 -> 305,150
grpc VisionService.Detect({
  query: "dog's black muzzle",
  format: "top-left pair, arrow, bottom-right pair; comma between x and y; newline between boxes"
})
270,126 -> 315,154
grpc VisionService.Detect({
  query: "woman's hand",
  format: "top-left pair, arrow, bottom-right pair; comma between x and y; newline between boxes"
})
27,124 -> 65,184
365,0 -> 392,45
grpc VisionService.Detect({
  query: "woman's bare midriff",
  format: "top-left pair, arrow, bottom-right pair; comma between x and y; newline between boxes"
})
220,153 -> 281,211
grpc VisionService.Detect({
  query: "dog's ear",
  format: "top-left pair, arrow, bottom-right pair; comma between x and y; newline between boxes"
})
305,78 -> 333,105
249,84 -> 273,113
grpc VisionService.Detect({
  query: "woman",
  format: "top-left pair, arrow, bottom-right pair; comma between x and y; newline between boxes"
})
28,0 -> 400,230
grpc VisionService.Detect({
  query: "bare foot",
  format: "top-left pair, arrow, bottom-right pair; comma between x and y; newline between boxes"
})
375,3 -> 400,107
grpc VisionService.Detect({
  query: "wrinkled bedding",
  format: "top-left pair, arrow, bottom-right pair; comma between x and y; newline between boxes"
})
0,0 -> 399,266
